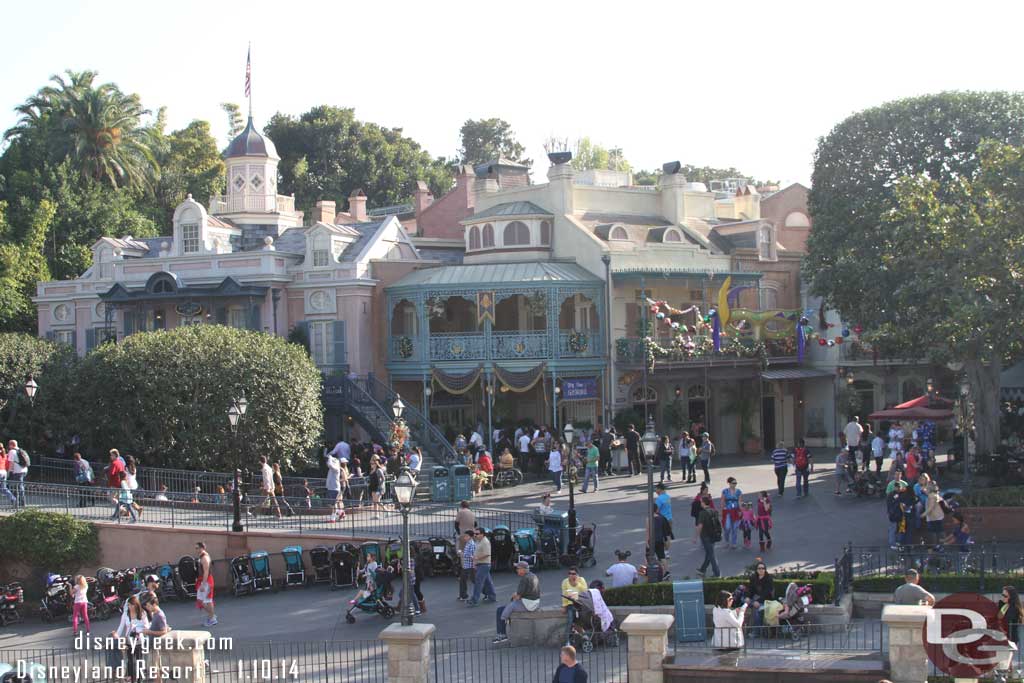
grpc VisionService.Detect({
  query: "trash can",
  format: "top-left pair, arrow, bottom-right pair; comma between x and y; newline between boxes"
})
673,579 -> 707,643
611,446 -> 628,473
534,511 -> 570,555
431,466 -> 451,503
452,465 -> 472,502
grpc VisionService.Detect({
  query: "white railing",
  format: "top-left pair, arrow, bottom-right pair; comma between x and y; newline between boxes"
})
209,194 -> 295,215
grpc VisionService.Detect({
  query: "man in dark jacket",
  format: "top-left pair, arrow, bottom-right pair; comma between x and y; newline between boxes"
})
552,645 -> 588,683
625,424 -> 641,476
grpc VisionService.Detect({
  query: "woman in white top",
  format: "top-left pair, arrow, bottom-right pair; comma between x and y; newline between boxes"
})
548,447 -> 563,493
711,590 -> 747,649
124,456 -> 143,518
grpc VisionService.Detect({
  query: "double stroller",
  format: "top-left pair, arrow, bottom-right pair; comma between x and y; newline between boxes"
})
230,551 -> 275,596
565,586 -> 620,653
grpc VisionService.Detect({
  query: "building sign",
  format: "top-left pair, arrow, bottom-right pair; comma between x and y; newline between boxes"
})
562,379 -> 597,400
175,302 -> 204,317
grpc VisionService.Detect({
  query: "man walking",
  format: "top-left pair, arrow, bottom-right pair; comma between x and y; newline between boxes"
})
195,541 -> 217,626
457,529 -> 476,601
493,561 -> 540,644
467,529 -> 496,606
455,500 -> 476,536
0,446 -> 15,508
695,494 -> 721,578
871,429 -> 886,474
844,417 -> 863,474
654,483 -> 674,550
770,441 -> 791,496
580,440 -> 600,493
552,646 -> 588,683
598,426 -> 614,477
625,424 -> 641,476
6,441 -> 28,509
793,440 -> 812,498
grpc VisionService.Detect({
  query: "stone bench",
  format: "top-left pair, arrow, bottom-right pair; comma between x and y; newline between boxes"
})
508,608 -> 572,647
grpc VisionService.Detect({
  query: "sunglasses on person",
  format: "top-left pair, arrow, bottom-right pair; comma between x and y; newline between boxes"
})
757,566 -> 766,571
568,571 -> 578,576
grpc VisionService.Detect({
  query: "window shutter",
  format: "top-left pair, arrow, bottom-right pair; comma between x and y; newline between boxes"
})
332,320 -> 347,367
85,329 -> 96,352
248,305 -> 262,331
215,307 -> 228,325
70,331 -> 77,351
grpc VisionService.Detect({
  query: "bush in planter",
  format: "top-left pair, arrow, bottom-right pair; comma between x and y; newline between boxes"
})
0,509 -> 99,597
852,573 -> 1018,594
602,571 -> 835,606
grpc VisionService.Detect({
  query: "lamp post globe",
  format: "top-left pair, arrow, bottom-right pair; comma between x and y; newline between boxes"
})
236,392 -> 248,417
563,423 -> 574,446
392,395 -> 405,420
24,377 -> 38,403
394,466 -> 417,626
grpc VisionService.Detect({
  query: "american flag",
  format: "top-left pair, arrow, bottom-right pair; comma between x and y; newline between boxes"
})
244,47 -> 251,98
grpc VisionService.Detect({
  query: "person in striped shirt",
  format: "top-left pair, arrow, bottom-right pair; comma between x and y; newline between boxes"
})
770,442 -> 791,497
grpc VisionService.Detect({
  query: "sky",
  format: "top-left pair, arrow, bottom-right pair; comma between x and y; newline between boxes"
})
2,0 -> 1022,188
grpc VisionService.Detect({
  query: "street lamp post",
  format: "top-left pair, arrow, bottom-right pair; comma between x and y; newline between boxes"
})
393,467 -> 417,626
641,422 -> 659,582
24,376 -> 38,454
228,391 -> 248,533
562,422 -> 577,543
960,379 -> 971,491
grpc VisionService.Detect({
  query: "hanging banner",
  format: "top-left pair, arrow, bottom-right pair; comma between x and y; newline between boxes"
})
477,291 -> 495,325
562,379 -> 598,400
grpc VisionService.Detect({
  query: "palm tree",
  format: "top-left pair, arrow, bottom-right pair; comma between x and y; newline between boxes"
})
5,70 -> 159,189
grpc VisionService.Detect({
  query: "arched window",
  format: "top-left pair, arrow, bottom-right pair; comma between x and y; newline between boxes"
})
151,276 -> 175,294
610,226 -> 629,241
540,220 -> 551,246
468,225 -> 481,250
784,211 -> 811,228
687,384 -> 706,399
632,385 -> 658,403
663,228 -> 683,243
482,223 -> 495,248
503,221 -> 531,246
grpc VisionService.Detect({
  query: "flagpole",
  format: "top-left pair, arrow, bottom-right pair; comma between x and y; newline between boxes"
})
247,42 -> 252,119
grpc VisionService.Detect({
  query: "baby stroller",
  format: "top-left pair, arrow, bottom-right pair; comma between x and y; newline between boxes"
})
567,523 -> 597,568
410,540 -> 435,576
281,546 -> 307,588
426,537 -> 459,577
344,566 -> 397,624
249,551 -> 274,592
514,528 -> 539,569
157,564 -> 178,602
310,546 -> 333,585
94,568 -> 126,619
491,525 -> 516,571
566,588 -> 620,653
231,556 -> 255,597
359,541 -> 383,568
539,529 -> 561,568
175,556 -> 199,600
40,574 -> 72,623
331,543 -> 358,590
0,582 -> 24,627
778,582 -> 812,640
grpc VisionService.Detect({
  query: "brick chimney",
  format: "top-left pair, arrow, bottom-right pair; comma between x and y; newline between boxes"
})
311,200 -> 336,224
348,189 -> 367,222
413,181 -> 434,216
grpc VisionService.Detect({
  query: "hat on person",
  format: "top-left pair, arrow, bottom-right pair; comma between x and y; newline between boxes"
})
513,561 -> 529,570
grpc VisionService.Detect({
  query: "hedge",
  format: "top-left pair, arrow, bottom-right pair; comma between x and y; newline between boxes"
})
963,486 -> 1024,507
852,573 -> 1020,594
602,571 -> 835,607
0,509 -> 99,598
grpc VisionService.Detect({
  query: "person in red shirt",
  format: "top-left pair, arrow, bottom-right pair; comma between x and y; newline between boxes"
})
905,447 -> 920,484
0,448 -> 14,506
106,449 -> 125,489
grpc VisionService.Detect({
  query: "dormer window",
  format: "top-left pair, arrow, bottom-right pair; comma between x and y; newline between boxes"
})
468,226 -> 481,250
663,228 -> 683,243
610,226 -> 629,241
182,223 -> 201,253
503,221 -> 530,246
312,233 -> 331,267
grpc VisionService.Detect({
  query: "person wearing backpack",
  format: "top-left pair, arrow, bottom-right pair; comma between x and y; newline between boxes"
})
695,494 -> 722,578
793,439 -> 812,498
0,446 -> 15,507
73,452 -> 94,507
6,440 -> 29,509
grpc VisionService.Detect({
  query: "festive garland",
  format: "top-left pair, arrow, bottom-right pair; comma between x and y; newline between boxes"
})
389,419 -> 410,452
397,336 -> 414,359
568,331 -> 589,353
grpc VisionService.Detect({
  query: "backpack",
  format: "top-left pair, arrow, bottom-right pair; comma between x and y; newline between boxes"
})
76,462 -> 94,484
886,495 -> 902,523
704,510 -> 723,543
794,448 -> 809,470
16,448 -> 29,468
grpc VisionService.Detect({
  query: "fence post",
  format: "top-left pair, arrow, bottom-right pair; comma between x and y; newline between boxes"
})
622,614 -> 674,683
379,622 -> 436,683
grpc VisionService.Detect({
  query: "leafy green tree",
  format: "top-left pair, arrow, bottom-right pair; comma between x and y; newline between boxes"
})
570,137 -> 632,172
267,106 -> 453,216
0,200 -> 54,331
804,92 -> 1024,454
0,333 -> 79,450
4,70 -> 159,190
72,326 -> 323,471
630,165 -> 774,188
220,102 -> 245,142
458,118 -> 529,167
149,120 -> 225,225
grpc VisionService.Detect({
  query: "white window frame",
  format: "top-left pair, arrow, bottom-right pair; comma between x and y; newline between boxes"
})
309,320 -> 334,367
54,330 -> 74,345
182,223 -> 201,254
610,226 -> 629,241
312,233 -> 331,268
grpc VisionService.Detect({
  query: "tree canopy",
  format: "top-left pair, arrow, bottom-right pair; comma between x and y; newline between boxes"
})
458,118 -> 529,167
570,137 -> 631,173
71,325 -> 323,471
804,91 -> 1024,453
0,333 -> 79,452
267,105 -> 453,216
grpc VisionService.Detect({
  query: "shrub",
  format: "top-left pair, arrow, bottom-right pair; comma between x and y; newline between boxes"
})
0,332 -> 78,451
852,573 -> 1018,594
0,509 -> 98,584
963,486 -> 1024,507
602,571 -> 835,606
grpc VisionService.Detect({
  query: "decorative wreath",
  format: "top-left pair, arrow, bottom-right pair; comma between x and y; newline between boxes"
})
398,336 -> 414,359
568,331 -> 589,353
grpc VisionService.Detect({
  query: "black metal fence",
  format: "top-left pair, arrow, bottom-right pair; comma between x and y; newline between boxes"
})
7,480 -> 534,541
672,621 -> 885,655
851,543 -> 1024,579
431,636 -> 626,682
834,542 -> 854,605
